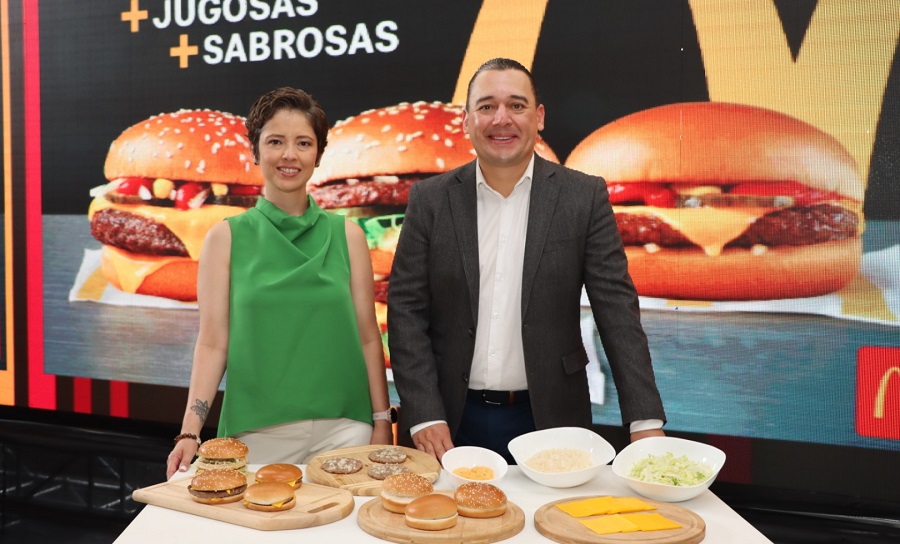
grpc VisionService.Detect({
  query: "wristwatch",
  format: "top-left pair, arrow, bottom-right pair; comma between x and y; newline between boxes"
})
373,406 -> 398,423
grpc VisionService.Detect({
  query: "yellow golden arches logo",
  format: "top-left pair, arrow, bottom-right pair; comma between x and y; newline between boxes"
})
874,366 -> 900,419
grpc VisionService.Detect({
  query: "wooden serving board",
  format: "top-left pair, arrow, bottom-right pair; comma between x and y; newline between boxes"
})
357,491 -> 525,543
132,476 -> 354,531
306,445 -> 441,496
534,496 -> 705,544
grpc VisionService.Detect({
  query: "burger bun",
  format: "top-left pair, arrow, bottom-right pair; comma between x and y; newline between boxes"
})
404,494 -> 458,531
255,463 -> 303,488
380,472 -> 434,514
454,482 -> 507,519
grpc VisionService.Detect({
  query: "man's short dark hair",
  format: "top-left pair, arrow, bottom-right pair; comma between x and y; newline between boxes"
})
465,58 -> 541,110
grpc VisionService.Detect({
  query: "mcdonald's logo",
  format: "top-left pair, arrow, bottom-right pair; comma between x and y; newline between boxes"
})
856,347 -> 900,440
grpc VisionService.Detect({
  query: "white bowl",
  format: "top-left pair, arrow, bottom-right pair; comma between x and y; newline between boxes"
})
612,436 -> 726,502
440,446 -> 508,488
507,427 -> 616,488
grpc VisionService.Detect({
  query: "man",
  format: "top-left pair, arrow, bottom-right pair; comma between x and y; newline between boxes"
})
388,58 -> 665,463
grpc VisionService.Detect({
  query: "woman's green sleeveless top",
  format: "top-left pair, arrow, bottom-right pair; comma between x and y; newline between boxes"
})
217,197 -> 372,437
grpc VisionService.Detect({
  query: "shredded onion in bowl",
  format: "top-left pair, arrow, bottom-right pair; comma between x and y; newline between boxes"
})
628,452 -> 713,486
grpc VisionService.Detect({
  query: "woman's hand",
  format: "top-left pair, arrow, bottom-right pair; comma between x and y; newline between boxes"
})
166,439 -> 199,479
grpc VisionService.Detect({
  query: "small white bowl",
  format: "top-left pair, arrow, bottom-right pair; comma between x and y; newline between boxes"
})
612,436 -> 726,502
508,427 -> 616,488
440,446 -> 508,488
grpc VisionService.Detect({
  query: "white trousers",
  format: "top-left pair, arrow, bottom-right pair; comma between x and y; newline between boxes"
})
234,418 -> 372,465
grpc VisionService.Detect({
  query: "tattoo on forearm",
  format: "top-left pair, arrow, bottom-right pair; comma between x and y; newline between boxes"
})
191,399 -> 210,422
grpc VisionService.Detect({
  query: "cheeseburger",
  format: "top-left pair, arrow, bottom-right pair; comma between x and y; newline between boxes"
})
242,482 -> 297,512
565,102 -> 863,301
196,437 -> 249,472
188,468 -> 248,505
89,109 -> 263,301
308,101 -> 559,361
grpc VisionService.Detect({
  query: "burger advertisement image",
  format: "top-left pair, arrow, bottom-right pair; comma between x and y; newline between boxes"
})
565,102 -> 864,301
4,0 -> 899,506
88,109 -> 263,302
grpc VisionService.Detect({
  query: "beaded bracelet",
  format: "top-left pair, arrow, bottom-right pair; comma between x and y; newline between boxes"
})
173,432 -> 201,446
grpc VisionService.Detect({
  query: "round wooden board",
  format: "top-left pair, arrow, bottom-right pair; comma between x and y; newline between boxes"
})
357,494 -> 525,543
534,496 -> 705,544
306,445 -> 441,496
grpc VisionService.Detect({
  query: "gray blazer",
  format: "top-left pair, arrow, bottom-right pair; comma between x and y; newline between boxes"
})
387,155 -> 665,441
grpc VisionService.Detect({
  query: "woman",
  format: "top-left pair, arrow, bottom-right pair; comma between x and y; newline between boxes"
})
166,87 -> 392,478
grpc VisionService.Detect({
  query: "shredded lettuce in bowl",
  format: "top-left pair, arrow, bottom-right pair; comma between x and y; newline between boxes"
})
628,452 -> 713,486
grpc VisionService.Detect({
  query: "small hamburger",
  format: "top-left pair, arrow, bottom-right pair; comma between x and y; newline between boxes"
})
242,482 -> 297,512
309,102 -> 559,362
254,463 -> 303,488
380,472 -> 434,514
404,494 -> 458,531
188,468 -> 248,505
196,437 -> 249,472
565,102 -> 863,300
88,109 -> 263,301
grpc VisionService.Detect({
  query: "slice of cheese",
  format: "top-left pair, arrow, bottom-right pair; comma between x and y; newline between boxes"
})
556,496 -> 656,517
608,497 -> 657,513
102,246 -> 190,295
579,514 -> 640,534
615,205 -> 764,257
621,512 -> 683,531
89,197 -> 247,259
557,497 -> 617,517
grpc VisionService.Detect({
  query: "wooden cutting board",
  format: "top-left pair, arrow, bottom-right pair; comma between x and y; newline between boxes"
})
357,492 -> 525,543
132,476 -> 354,531
306,445 -> 441,496
534,496 -> 705,544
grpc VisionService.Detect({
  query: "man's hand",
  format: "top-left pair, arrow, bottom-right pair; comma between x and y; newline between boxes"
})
630,428 -> 665,443
411,423 -> 455,461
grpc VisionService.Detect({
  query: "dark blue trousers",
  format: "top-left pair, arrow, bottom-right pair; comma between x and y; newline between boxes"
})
455,396 -> 536,464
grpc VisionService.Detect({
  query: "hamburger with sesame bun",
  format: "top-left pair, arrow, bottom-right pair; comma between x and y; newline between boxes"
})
309,101 -> 559,363
565,102 -> 863,301
188,468 -> 248,505
195,437 -> 249,472
88,109 -> 263,301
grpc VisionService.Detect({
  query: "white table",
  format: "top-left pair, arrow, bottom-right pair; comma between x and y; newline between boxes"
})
116,465 -> 772,543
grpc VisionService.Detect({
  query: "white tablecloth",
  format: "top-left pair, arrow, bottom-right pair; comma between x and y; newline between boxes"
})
115,465 -> 772,543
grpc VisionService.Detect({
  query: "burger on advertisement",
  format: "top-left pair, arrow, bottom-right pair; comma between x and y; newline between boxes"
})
565,102 -> 863,301
308,101 -> 559,364
88,109 -> 263,302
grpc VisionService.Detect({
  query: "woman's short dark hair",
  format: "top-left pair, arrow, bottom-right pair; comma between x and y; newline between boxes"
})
246,87 -> 329,165
465,58 -> 541,110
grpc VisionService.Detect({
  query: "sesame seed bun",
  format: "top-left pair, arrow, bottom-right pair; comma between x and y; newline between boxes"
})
454,482 -> 507,518
380,472 -> 434,514
310,101 -> 558,189
104,109 -> 261,186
